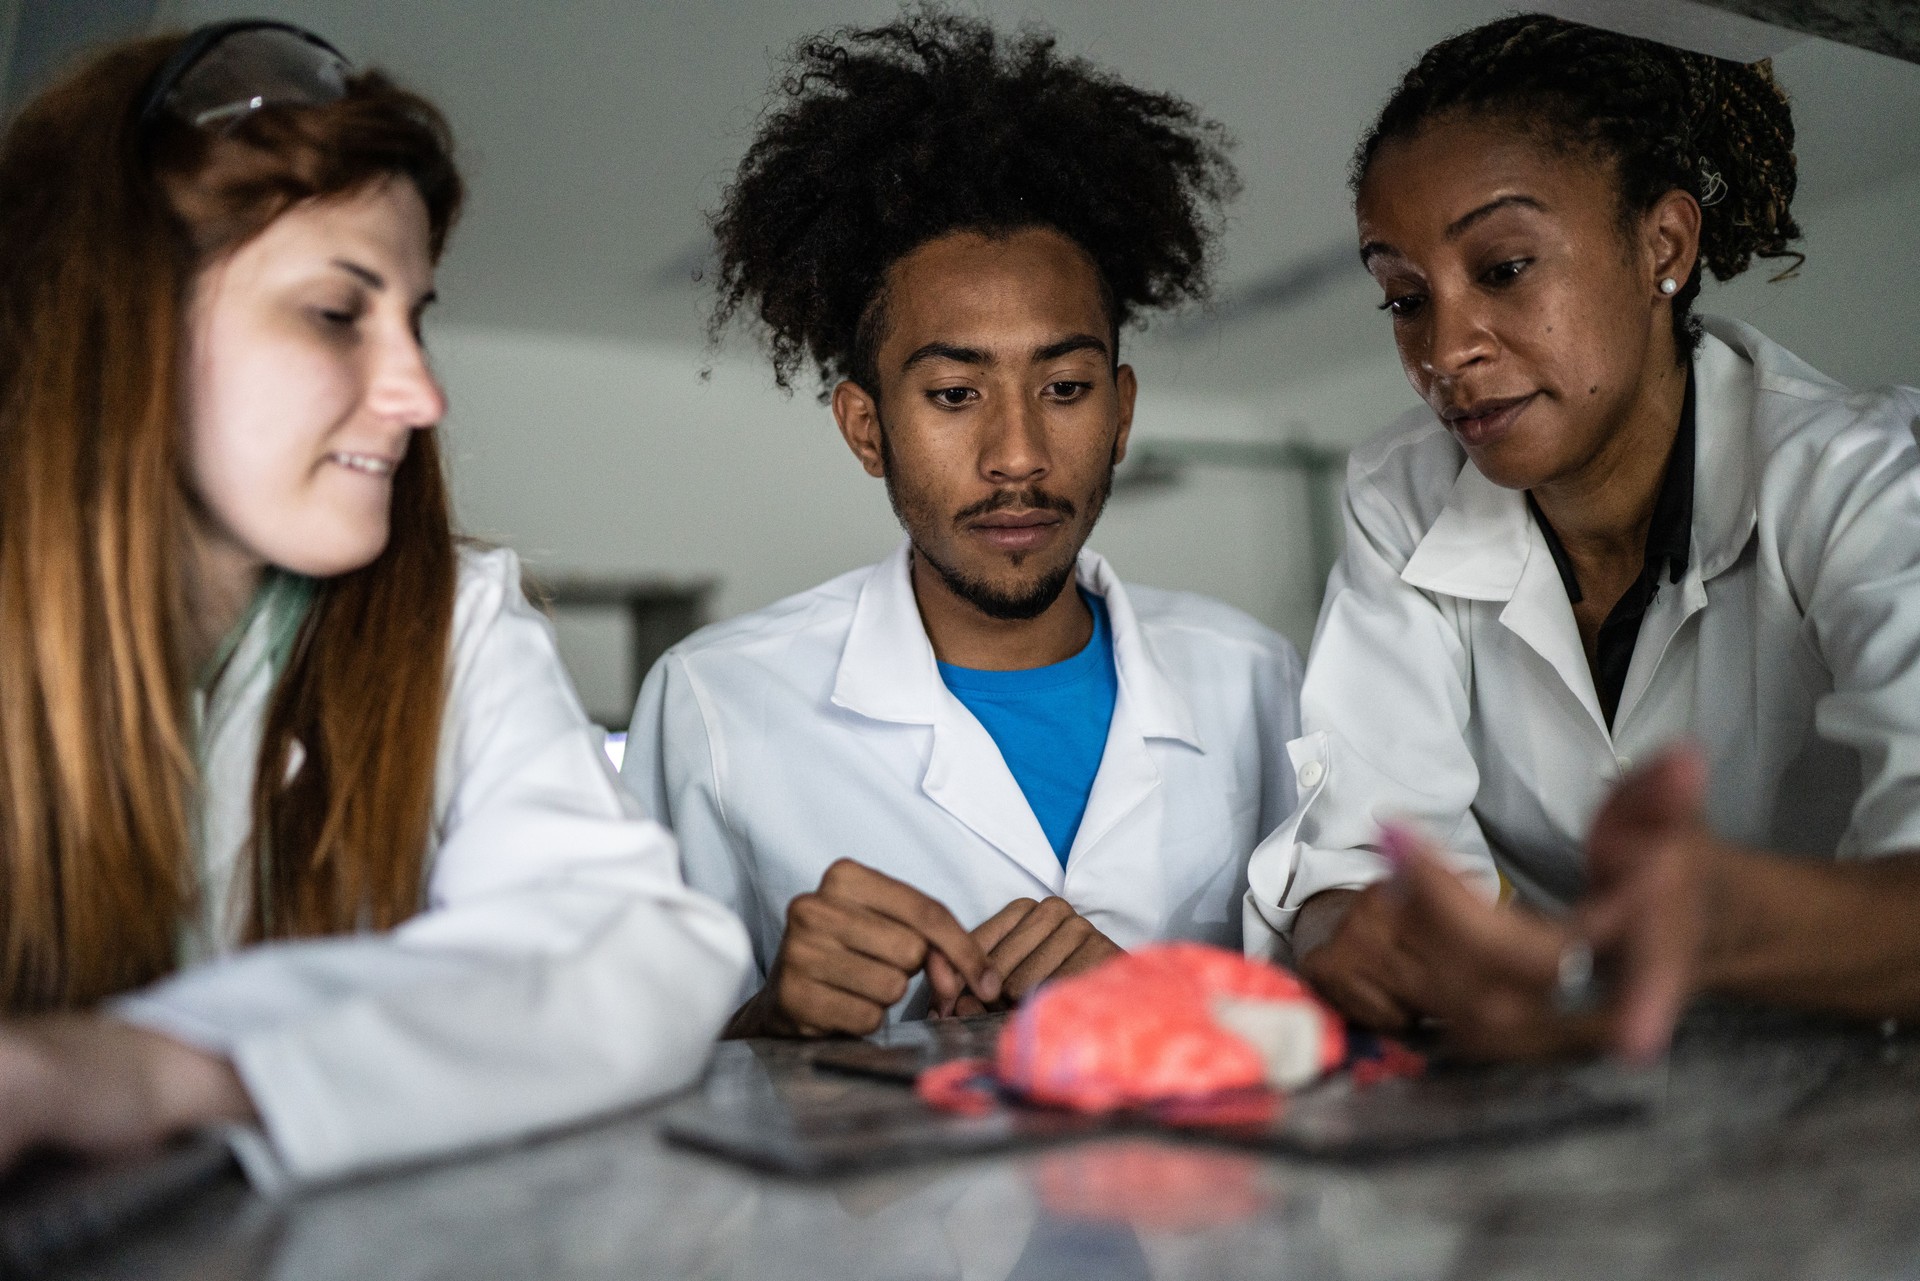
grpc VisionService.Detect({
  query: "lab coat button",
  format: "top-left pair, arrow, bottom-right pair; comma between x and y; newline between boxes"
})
1614,755 -> 1633,775
1297,760 -> 1326,790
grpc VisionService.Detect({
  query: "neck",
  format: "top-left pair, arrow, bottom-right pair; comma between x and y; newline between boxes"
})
181,517 -> 267,681
910,551 -> 1094,671
1530,356 -> 1688,564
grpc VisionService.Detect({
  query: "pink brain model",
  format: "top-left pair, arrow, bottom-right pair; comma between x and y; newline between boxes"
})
991,943 -> 1346,1113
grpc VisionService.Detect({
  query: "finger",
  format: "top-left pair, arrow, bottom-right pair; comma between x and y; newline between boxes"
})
776,974 -> 889,1038
1055,931 -> 1123,980
1298,885 -> 1423,1024
972,899 -> 1040,953
1004,915 -> 1097,998
791,893 -> 930,976
1608,842 -> 1701,1063
924,950 -> 962,1016
1398,843 -> 1559,985
1327,972 -> 1416,1032
784,935 -> 915,1008
952,995 -> 988,1018
1587,746 -> 1709,879
848,875 -> 1002,1003
986,897 -> 1076,981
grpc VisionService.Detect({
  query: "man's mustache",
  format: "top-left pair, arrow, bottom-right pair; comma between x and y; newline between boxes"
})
953,488 -> 1078,523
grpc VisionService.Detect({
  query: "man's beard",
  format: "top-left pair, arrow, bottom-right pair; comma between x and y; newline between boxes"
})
878,425 -> 1116,622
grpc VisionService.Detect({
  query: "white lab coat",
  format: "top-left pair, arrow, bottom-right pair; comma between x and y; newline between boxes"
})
1245,318 -> 1920,955
111,547 -> 751,1191
625,542 -> 1302,1013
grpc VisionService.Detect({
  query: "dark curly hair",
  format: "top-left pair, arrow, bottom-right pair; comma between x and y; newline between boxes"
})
709,6 -> 1239,395
1353,13 -> 1802,359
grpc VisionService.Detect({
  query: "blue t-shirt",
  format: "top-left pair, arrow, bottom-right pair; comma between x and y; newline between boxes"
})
936,592 -> 1118,865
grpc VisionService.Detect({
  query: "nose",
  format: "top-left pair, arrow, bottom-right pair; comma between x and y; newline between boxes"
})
1416,287 -> 1496,385
979,393 -> 1049,486
368,329 -> 448,430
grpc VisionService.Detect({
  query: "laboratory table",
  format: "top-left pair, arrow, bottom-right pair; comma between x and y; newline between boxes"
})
43,1004 -> 1920,1280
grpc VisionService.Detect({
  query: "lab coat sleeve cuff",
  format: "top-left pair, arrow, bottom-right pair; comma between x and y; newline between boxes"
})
1242,732 -> 1391,960
102,1002 -> 297,1198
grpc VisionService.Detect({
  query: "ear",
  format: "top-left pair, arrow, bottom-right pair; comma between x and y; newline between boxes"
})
1644,189 -> 1702,298
832,379 -> 888,479
1111,364 -> 1138,468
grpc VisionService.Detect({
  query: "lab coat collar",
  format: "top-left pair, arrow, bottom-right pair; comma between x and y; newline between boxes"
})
831,540 -> 1200,891
1397,328 -> 1759,737
831,539 -> 1201,749
1399,326 -> 1758,602
1690,321 -> 1759,582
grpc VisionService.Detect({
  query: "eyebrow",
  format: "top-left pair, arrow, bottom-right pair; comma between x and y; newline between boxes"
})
901,341 -> 988,372
1034,333 -> 1110,363
331,259 -> 386,290
900,333 -> 1111,373
1358,194 -> 1548,267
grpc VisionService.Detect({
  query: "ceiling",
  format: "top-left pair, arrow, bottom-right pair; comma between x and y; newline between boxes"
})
91,0 -> 1920,395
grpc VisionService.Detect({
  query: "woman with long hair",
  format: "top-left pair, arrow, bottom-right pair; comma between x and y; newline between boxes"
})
0,22 -> 748,1186
1247,15 -> 1920,1060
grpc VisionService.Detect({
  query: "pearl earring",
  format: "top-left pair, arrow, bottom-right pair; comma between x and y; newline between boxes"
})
1659,278 -> 1679,295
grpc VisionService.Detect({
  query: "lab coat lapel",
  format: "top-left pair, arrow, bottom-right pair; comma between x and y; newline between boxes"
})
1065,556 -> 1201,862
831,541 -> 1063,892
1501,525 -> 1610,735
1615,331 -> 1757,726
1401,456 -> 1609,735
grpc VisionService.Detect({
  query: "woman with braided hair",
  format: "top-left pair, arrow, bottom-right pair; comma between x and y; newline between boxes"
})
1246,14 -> 1920,1060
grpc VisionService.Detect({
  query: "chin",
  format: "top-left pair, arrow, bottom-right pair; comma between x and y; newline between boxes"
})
925,542 -> 1080,621
272,528 -> 392,580
1460,437 -> 1562,493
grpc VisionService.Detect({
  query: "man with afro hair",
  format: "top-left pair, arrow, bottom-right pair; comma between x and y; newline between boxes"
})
625,8 -> 1304,1038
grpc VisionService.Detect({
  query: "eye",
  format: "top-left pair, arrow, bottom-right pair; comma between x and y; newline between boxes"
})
1378,292 -> 1426,320
927,386 -> 978,409
311,298 -> 366,335
1480,258 -> 1532,287
1043,380 -> 1094,401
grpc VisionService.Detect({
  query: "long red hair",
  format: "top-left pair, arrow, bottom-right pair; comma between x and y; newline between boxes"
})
0,35 -> 464,1009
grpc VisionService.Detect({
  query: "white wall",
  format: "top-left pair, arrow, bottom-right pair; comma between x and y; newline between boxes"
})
436,166 -> 1920,718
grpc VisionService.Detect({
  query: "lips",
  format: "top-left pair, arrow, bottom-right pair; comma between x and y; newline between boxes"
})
968,509 -> 1063,553
1441,393 -> 1537,450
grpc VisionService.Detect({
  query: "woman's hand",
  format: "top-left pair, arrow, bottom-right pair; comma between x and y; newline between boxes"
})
1352,747 -> 1721,1063
1294,886 -> 1425,1033
1383,833 -> 1609,1060
0,1016 -> 254,1171
1573,745 -> 1719,1061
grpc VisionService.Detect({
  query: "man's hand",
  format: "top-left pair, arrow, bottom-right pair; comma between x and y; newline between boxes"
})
936,897 -> 1123,1016
0,1016 -> 253,1172
1294,886 -> 1424,1032
726,859 -> 1002,1038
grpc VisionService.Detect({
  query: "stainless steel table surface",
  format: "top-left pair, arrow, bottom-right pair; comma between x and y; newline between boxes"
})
46,1006 -> 1920,1280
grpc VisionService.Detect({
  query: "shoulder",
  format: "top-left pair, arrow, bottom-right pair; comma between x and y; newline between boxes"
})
439,545 -> 576,713
658,563 -> 872,681
1117,581 -> 1301,681
452,543 -> 532,621
1708,319 -> 1920,483
1341,404 -> 1465,557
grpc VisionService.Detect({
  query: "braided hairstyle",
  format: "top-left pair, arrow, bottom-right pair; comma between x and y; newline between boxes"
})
1353,13 -> 1802,357
709,6 -> 1238,395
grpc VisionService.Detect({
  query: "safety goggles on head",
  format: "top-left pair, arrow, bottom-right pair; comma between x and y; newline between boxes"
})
139,20 -> 351,135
